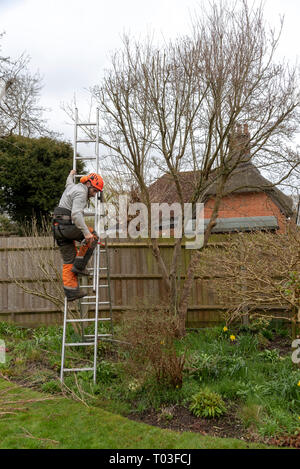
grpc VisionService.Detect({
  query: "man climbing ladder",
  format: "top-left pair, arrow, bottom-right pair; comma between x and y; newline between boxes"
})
53,170 -> 104,301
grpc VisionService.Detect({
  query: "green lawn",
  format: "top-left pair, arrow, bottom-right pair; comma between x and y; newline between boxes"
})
1,320 -> 298,448
0,378 -> 273,449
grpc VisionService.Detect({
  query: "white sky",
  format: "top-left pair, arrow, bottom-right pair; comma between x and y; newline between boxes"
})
0,0 -> 299,143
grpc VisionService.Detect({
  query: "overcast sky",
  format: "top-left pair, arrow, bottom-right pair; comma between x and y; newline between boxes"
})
1,0 -> 299,143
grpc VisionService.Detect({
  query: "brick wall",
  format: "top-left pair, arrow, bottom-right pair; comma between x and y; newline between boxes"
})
204,191 -> 288,233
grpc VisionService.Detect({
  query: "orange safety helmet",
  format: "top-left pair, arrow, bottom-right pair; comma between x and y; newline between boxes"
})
80,173 -> 104,192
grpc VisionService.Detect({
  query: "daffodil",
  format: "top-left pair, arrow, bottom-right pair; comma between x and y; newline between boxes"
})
297,381 -> 300,387
230,334 -> 236,342
223,327 -> 228,332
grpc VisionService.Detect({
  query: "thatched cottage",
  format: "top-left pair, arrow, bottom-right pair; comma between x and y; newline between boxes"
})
148,126 -> 294,234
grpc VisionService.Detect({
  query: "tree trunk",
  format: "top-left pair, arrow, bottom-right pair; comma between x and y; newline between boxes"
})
291,306 -> 298,341
169,238 -> 183,315
150,238 -> 171,292
176,181 -> 226,337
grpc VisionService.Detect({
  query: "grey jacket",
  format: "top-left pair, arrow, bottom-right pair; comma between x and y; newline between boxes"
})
58,174 -> 90,237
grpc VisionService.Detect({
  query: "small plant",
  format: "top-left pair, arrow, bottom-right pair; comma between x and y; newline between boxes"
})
258,349 -> 281,363
189,387 -> 227,419
186,352 -> 247,380
276,326 -> 290,339
238,403 -> 264,429
237,333 -> 259,354
249,317 -> 271,333
41,379 -> 62,394
235,381 -> 265,400
0,214 -> 18,233
186,352 -> 220,380
96,360 -> 119,384
128,379 -> 142,392
0,322 -> 28,339
158,405 -> 175,422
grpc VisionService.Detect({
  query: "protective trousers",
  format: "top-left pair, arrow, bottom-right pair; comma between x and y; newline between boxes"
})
53,209 -> 98,301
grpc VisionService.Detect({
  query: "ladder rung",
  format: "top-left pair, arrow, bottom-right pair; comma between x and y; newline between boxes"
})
76,139 -> 96,143
75,156 -> 97,160
66,318 -> 95,323
82,213 -> 108,217
80,286 -> 108,290
63,367 -> 94,372
66,317 -> 111,323
65,342 -> 94,346
86,267 -> 108,271
85,334 -> 112,338
82,295 -> 107,299
80,301 -> 110,305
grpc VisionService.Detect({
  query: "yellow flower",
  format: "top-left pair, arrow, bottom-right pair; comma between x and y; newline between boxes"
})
297,381 -> 300,387
230,335 -> 236,342
223,327 -> 228,332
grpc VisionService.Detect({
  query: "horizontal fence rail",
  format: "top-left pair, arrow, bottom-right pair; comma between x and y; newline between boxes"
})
0,236 -> 291,327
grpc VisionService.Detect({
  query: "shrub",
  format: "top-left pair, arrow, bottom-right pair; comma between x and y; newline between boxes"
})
119,308 -> 185,388
189,388 -> 227,418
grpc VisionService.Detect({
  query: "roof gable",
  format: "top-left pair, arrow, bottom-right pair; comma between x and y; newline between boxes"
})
148,163 -> 294,218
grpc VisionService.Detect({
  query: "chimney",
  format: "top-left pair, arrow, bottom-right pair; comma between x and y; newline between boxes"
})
228,123 -> 251,166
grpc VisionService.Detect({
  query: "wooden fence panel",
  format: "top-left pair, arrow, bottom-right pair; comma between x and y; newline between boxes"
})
0,236 -> 290,327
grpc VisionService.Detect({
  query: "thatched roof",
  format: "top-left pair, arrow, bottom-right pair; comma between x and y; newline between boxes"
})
148,162 -> 294,218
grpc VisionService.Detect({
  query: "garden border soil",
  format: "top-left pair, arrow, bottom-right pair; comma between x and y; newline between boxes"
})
128,403 -> 263,444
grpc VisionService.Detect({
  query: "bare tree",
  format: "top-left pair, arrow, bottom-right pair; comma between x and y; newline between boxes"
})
197,228 -> 300,339
0,34 -> 52,137
9,219 -> 83,333
85,1 -> 300,336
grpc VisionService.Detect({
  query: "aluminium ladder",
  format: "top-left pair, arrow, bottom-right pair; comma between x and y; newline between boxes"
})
60,108 -> 113,384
